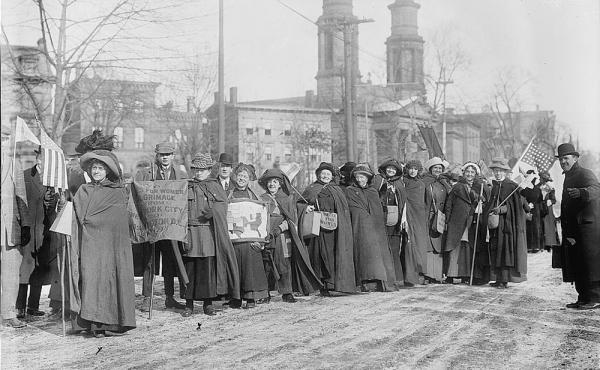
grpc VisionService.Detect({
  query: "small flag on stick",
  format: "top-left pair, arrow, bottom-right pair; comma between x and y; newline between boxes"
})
38,127 -> 68,191
15,117 -> 40,145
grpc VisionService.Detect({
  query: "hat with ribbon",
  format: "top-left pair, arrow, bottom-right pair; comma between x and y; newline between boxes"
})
555,143 -> 580,158
80,149 -> 121,179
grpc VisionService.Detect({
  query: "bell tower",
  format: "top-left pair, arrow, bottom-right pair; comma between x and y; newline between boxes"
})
316,0 -> 360,108
386,0 -> 425,99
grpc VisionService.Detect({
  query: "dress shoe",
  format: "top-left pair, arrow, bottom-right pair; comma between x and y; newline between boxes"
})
2,318 -> 26,328
226,299 -> 242,309
320,289 -> 331,297
92,330 -> 105,338
282,293 -> 296,303
165,296 -> 186,310
245,300 -> 256,309
16,309 -> 26,319
577,302 -> 600,310
140,297 -> 151,312
566,301 -> 584,309
181,308 -> 194,317
26,309 -> 45,316
203,305 -> 216,316
257,297 -> 271,304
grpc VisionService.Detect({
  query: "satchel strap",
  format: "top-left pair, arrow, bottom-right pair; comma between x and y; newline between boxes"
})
430,184 -> 438,212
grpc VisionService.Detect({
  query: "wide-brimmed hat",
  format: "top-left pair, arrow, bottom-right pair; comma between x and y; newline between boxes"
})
555,143 -> 579,158
190,153 -> 214,169
218,152 -> 235,165
378,158 -> 403,175
80,149 -> 121,178
315,162 -> 336,176
488,157 -> 511,171
423,157 -> 445,172
461,161 -> 481,175
352,163 -> 374,179
258,168 -> 290,193
155,142 -> 175,154
339,162 -> 357,178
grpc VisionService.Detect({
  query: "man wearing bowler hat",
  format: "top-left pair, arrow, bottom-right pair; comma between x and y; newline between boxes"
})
134,141 -> 187,311
217,153 -> 235,192
556,143 -> 600,310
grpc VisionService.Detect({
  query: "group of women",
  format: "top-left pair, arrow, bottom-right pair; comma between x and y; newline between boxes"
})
68,148 -> 529,337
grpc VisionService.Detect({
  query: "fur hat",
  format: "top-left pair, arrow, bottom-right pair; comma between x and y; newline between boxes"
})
233,163 -> 257,180
315,162 -> 336,176
378,158 -> 403,175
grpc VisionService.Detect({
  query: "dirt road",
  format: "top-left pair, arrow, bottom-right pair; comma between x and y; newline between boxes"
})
2,252 -> 599,369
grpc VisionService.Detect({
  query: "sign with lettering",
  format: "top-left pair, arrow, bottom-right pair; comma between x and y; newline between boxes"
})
227,199 -> 269,243
130,180 -> 188,243
319,211 -> 338,230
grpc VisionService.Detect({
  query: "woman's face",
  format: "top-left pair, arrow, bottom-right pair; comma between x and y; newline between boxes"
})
408,167 -> 419,178
355,173 -> 368,188
493,168 -> 507,181
91,161 -> 107,182
430,165 -> 443,177
385,166 -> 397,177
318,169 -> 333,184
267,178 -> 281,194
463,167 -> 477,182
194,168 -> 211,181
235,170 -> 250,188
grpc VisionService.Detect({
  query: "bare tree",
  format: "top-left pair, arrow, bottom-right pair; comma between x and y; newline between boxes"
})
2,0 -> 209,144
290,122 -> 331,187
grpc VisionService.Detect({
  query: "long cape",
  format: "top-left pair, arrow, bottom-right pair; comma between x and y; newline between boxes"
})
193,178 -> 241,299
263,189 -> 322,294
299,182 -> 356,293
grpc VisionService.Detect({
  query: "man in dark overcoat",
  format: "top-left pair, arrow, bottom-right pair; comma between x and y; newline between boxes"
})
134,142 -> 187,311
557,143 -> 600,310
18,147 -> 59,318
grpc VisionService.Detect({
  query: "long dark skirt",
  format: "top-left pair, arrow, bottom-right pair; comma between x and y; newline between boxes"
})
72,316 -> 134,333
401,230 -> 421,285
182,256 -> 217,300
387,232 -> 404,286
233,243 -> 269,300
307,229 -> 336,289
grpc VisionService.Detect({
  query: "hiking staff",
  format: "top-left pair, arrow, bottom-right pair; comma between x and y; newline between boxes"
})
469,183 -> 484,286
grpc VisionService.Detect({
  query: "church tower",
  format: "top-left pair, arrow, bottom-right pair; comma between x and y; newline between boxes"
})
386,0 -> 425,99
316,0 -> 360,108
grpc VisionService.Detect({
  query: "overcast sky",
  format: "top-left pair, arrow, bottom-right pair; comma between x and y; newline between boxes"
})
2,0 -> 599,151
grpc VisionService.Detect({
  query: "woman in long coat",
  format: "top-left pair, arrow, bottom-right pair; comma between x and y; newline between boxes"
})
521,170 -> 545,252
539,171 -> 559,253
344,163 -> 396,292
298,162 -> 355,295
422,157 -> 452,283
402,160 -> 429,286
484,158 -> 528,288
183,153 -> 240,316
443,162 -> 489,283
226,163 -> 269,308
71,150 -> 136,337
372,158 -> 406,288
259,169 -> 321,302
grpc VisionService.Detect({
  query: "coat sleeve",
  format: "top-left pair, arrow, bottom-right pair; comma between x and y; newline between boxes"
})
580,169 -> 600,201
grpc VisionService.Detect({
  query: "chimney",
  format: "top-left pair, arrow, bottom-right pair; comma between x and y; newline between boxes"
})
229,87 -> 237,105
305,90 -> 314,108
187,96 -> 194,113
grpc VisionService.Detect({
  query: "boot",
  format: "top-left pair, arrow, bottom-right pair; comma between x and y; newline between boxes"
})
282,293 -> 296,303
203,300 -> 216,316
165,296 -> 186,309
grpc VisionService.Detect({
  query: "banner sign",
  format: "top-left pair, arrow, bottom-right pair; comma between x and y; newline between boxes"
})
227,199 -> 269,243
130,180 -> 188,243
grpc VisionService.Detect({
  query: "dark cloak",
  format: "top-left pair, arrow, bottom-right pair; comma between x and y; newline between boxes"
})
559,162 -> 600,282
344,184 -> 396,286
189,178 -> 241,300
403,176 -> 429,280
422,173 -> 451,253
298,181 -> 356,293
261,189 -> 322,295
484,178 -> 528,282
521,184 -> 545,252
71,180 -> 136,330
444,179 -> 488,252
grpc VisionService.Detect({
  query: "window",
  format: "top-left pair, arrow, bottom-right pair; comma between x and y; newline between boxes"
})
113,127 -> 123,148
246,128 -> 254,135
284,152 -> 292,161
324,31 -> 334,69
284,125 -> 291,136
265,129 -> 271,136
265,147 -> 272,161
264,121 -> 272,136
134,127 -> 144,149
310,154 -> 317,162
133,100 -> 144,114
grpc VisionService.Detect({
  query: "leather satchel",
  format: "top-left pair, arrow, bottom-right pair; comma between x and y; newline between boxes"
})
301,210 -> 321,238
488,213 -> 500,229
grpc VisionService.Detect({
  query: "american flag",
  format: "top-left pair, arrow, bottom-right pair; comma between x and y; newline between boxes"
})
520,139 -> 555,173
39,128 -> 68,191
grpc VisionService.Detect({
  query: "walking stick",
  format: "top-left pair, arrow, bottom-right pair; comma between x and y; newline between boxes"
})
469,184 -> 484,286
149,242 -> 155,320
61,236 -> 67,336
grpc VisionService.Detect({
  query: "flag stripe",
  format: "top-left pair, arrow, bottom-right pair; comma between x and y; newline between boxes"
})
39,127 -> 68,191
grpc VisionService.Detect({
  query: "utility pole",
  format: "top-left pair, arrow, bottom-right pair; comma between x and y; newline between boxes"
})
340,17 -> 373,162
218,0 -> 225,153
436,79 -> 453,156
